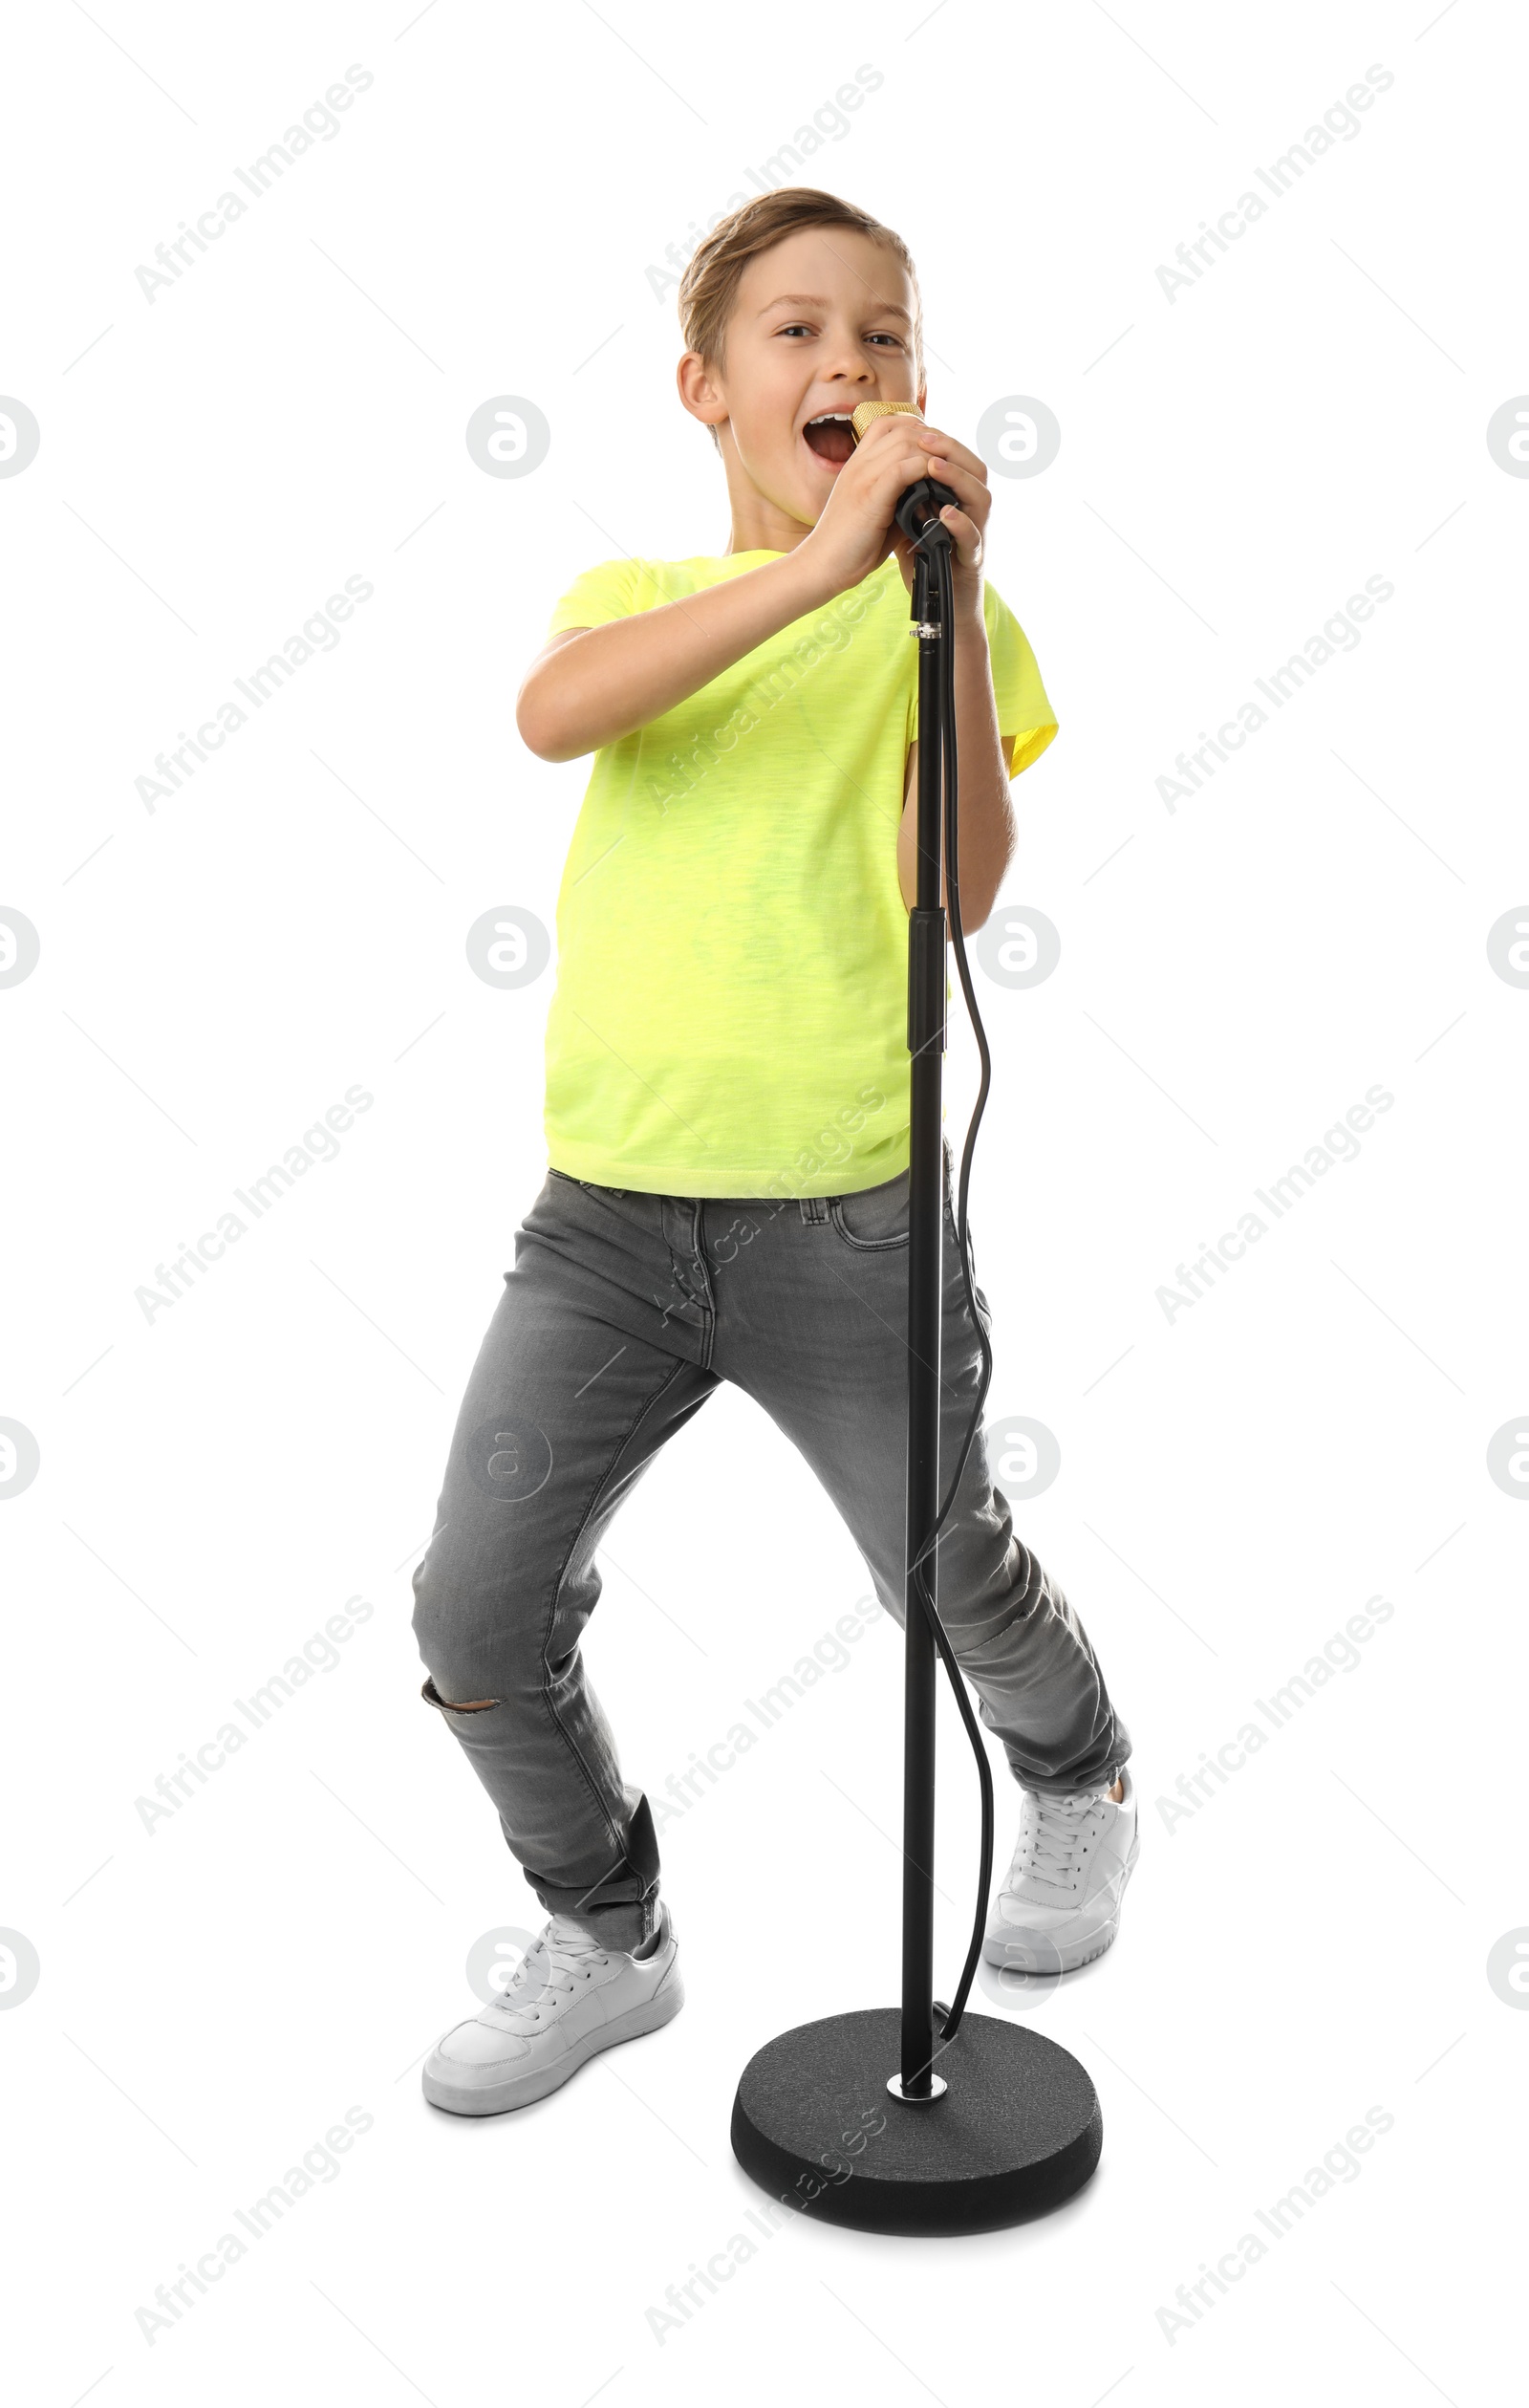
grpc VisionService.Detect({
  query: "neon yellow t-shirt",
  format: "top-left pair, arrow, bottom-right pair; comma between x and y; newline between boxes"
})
540,552 -> 1057,1199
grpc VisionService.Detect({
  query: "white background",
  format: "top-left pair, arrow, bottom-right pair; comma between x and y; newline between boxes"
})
2,1 -> 1524,2400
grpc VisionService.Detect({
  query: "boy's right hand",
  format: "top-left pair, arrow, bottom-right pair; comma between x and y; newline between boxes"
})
796,411 -> 981,601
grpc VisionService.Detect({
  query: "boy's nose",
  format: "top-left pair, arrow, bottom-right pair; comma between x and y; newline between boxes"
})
816,335 -> 877,385
814,368 -> 876,405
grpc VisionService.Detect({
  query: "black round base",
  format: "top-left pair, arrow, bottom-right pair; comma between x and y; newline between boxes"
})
731,2007 -> 1101,2237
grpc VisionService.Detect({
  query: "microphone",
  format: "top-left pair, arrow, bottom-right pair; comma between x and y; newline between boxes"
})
850,401 -> 960,544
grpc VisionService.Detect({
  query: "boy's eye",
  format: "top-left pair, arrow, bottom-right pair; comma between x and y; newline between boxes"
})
774,323 -> 905,347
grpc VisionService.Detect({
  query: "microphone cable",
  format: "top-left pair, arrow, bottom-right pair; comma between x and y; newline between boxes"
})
902,519 -> 1001,2049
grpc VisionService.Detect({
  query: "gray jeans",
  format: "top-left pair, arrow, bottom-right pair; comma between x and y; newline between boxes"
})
410,1157 -> 1131,1949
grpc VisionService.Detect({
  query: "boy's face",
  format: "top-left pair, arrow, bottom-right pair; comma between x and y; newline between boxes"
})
679,226 -> 923,535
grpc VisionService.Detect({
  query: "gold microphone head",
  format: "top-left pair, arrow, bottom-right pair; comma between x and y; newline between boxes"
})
850,401 -> 924,443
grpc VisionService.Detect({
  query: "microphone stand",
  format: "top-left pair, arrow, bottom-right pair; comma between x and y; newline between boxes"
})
729,505 -> 1104,2235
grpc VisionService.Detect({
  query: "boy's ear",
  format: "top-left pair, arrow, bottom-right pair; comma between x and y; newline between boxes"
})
677,349 -> 728,430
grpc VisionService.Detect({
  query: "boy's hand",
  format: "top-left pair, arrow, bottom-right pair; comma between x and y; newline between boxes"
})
798,414 -> 991,619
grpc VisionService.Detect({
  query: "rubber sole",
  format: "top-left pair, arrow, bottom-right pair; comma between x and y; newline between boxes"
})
422,1970 -> 684,2117
981,1924 -> 1118,1975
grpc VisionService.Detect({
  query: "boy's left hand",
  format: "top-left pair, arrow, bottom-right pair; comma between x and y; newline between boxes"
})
891,423 -> 990,618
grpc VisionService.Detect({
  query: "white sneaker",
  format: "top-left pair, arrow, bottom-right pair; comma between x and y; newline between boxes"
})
422,1907 -> 683,2116
982,1768 -> 1139,1975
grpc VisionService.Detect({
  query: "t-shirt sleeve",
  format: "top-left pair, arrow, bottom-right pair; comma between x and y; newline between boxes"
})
546,555 -> 643,635
984,582 -> 1059,777
911,580 -> 1059,777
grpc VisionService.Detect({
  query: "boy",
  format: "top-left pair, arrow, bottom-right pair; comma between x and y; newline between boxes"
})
413,188 -> 1135,2117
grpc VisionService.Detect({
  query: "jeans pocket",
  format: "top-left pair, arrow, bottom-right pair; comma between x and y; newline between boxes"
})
828,1172 -> 912,1250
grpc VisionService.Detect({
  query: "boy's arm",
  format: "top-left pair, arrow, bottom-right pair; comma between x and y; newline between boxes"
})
896,738 -> 1016,933
516,551 -> 833,763
895,636 -> 1017,931
516,413 -> 991,765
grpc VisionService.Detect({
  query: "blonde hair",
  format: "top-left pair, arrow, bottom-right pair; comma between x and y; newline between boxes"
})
678,187 -> 923,451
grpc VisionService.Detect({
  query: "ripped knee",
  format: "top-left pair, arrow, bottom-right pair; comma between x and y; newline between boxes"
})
420,1675 -> 501,1715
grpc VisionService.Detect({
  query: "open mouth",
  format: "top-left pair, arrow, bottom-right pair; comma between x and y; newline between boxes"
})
802,413 -> 856,468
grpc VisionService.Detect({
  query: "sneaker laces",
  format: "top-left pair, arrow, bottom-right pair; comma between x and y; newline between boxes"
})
486,1919 -> 609,2030
1016,1790 -> 1102,1892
